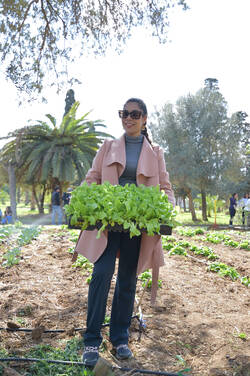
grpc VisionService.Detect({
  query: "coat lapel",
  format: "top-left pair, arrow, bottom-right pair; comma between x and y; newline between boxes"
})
137,137 -> 158,177
105,135 -> 126,169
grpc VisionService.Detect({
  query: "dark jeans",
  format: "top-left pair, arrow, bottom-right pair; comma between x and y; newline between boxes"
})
229,208 -> 236,225
84,231 -> 141,348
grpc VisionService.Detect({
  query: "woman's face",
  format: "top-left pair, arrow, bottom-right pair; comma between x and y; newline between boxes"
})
121,102 -> 147,137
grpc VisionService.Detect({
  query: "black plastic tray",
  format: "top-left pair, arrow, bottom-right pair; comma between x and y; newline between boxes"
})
68,219 -> 172,235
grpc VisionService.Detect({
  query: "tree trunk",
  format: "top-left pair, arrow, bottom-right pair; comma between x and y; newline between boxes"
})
39,184 -> 47,214
8,163 -> 17,222
183,196 -> 187,212
17,186 -> 21,204
201,188 -> 208,221
25,190 -> 30,205
30,189 -> 36,211
32,185 -> 41,214
187,189 -> 198,221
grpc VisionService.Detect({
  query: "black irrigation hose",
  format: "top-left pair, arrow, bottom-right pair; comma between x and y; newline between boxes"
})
0,357 -> 189,376
0,315 -> 141,333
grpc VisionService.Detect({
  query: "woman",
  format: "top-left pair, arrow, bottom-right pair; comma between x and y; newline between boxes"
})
75,98 -> 175,367
229,193 -> 238,226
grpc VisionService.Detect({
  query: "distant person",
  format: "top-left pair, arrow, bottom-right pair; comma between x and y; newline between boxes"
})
62,187 -> 73,224
62,188 -> 72,206
229,193 -> 238,226
238,193 -> 249,226
0,208 -> 2,223
51,186 -> 63,225
2,206 -> 13,224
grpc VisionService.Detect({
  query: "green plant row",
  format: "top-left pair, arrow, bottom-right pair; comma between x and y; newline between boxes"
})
162,237 -> 249,287
176,227 -> 250,250
1,225 -> 42,268
66,182 -> 176,238
204,232 -> 249,250
176,227 -> 205,237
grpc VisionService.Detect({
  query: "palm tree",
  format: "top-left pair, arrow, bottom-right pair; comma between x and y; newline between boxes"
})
0,101 -> 113,214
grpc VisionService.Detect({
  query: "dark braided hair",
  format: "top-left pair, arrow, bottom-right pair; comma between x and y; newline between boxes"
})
124,98 -> 153,145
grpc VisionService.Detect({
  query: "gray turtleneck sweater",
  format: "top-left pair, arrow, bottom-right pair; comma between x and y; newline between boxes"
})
118,134 -> 144,186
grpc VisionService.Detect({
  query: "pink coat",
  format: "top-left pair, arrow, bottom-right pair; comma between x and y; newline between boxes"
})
74,134 -> 175,304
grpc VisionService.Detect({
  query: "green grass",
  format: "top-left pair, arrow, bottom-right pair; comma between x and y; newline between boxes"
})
175,208 -> 241,226
0,201 -> 51,217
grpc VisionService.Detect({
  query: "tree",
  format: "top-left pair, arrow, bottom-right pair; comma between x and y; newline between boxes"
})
0,0 -> 188,98
0,101 -> 113,213
186,79 -> 228,220
150,79 -> 233,222
225,111 -> 250,195
150,103 -> 198,221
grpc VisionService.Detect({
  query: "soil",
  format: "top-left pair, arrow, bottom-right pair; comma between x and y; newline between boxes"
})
0,226 -> 249,376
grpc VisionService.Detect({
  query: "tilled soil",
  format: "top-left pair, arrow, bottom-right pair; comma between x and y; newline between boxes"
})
0,227 -> 249,375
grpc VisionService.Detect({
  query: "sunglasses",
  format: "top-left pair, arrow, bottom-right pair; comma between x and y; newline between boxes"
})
118,110 -> 143,119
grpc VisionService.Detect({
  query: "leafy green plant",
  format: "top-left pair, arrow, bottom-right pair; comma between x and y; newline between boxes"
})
72,254 -> 93,272
239,241 -> 250,250
224,239 -> 239,248
103,315 -> 111,324
205,233 -> 224,244
163,242 -> 175,251
208,263 -> 240,280
190,245 -> 218,260
169,245 -> 187,256
194,228 -> 205,235
176,227 -> 204,237
138,270 -> 162,288
69,229 -> 81,243
86,276 -> 92,284
163,235 -> 176,242
66,182 -> 176,238
2,247 -> 21,267
0,226 -> 14,241
240,276 -> 250,287
238,332 -> 247,340
67,246 -> 75,254
18,226 -> 41,246
176,240 -> 191,248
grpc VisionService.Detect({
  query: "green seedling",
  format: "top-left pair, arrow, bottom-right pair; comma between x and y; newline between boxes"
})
224,239 -> 239,248
18,226 -> 41,246
169,245 -> 187,256
239,241 -> 250,250
208,262 -> 240,281
238,332 -> 247,340
86,276 -> 92,284
240,276 -> 250,287
190,245 -> 218,260
139,270 -> 162,288
176,240 -> 190,248
2,247 -> 21,267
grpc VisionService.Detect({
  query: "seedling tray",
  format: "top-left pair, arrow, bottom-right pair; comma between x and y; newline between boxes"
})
68,219 -> 172,235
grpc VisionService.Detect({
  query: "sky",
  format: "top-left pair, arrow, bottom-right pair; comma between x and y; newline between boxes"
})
1,0 -> 250,142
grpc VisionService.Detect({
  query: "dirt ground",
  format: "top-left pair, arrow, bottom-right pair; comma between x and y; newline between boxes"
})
0,226 -> 249,375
